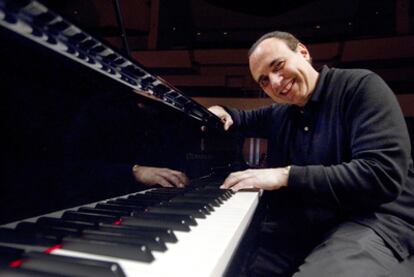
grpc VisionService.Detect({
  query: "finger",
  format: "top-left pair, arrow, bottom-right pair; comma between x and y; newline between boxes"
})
230,177 -> 256,192
220,172 -> 245,189
156,176 -> 174,187
158,171 -> 182,187
221,169 -> 255,189
168,170 -> 188,185
177,173 -> 190,186
223,117 -> 233,131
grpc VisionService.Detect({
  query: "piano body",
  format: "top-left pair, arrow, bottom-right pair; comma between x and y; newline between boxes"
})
0,1 -> 260,276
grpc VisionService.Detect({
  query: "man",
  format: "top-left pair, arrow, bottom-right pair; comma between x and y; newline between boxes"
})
209,31 -> 414,276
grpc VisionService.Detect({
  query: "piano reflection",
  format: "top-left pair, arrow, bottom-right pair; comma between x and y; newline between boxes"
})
0,1 -> 260,276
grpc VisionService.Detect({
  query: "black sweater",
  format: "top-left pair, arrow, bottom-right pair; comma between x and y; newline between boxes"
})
227,66 -> 414,259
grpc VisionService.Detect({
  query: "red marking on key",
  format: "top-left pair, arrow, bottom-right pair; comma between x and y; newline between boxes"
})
9,259 -> 23,268
44,244 -> 63,254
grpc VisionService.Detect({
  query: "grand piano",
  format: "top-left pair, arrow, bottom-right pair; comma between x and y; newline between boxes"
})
0,1 -> 261,276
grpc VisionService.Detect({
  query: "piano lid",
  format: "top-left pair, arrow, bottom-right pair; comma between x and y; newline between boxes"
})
0,0 -> 246,224
0,0 -> 222,128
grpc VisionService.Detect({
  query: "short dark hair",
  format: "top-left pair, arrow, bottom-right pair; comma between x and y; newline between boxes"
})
248,31 -> 301,57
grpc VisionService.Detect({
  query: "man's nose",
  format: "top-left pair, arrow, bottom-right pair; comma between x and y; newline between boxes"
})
269,72 -> 283,90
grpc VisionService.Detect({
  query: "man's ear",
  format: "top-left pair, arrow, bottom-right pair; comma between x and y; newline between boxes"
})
296,43 -> 311,61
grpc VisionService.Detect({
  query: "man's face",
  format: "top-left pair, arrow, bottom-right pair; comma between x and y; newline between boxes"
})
249,38 -> 318,106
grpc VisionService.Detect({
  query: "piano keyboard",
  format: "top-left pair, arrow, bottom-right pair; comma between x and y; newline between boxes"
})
1,186 -> 260,277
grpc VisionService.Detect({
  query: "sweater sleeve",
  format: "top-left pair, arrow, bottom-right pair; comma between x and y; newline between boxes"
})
288,73 -> 412,213
225,105 -> 279,138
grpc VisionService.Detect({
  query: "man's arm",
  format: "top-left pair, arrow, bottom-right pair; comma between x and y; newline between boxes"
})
288,73 -> 411,212
209,104 -> 278,138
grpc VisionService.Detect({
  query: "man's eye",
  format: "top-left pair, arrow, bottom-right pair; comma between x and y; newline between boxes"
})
274,60 -> 284,71
259,78 -> 269,87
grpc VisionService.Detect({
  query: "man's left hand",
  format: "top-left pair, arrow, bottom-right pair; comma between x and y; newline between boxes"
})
220,167 -> 290,192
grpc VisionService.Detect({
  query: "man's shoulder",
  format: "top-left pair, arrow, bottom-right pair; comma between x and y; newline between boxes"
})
328,67 -> 375,80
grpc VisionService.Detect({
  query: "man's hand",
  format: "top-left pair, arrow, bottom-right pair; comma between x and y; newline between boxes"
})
220,167 -> 290,192
208,105 -> 234,131
133,166 -> 189,188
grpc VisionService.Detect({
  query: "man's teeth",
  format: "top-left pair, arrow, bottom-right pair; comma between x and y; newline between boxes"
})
281,81 -> 293,94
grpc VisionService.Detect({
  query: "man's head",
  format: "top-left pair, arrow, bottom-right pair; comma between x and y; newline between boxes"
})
248,31 -> 319,106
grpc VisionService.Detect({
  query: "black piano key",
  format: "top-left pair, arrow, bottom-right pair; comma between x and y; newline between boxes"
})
115,198 -> 159,206
15,222 -> 79,238
90,45 -> 106,55
193,190 -> 230,201
95,203 -> 142,214
62,237 -> 154,262
45,35 -> 58,45
33,12 -> 55,27
0,228 -> 57,247
110,198 -> 152,207
48,21 -> 70,35
65,45 -> 76,55
172,195 -> 220,207
152,187 -> 188,193
120,65 -> 145,78
2,0 -> 31,11
112,57 -> 126,65
139,76 -> 156,89
125,197 -> 161,206
127,193 -> 167,202
138,192 -> 174,201
81,229 -> 167,252
120,215 -> 190,232
146,206 -> 206,219
152,84 -> 170,97
78,207 -> 130,217
183,193 -> 224,204
78,39 -> 99,51
120,75 -> 137,86
202,188 -> 234,198
102,53 -> 118,64
31,27 -> 43,37
0,245 -> 24,265
20,251 -> 126,277
4,12 -> 18,24
132,212 -> 197,226
62,211 -> 118,224
98,223 -> 177,243
36,217 -> 98,230
67,32 -> 87,46
0,266 -> 69,277
158,202 -> 212,214
168,197 -> 216,210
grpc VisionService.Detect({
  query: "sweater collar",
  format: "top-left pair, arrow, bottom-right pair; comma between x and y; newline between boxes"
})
308,65 -> 329,104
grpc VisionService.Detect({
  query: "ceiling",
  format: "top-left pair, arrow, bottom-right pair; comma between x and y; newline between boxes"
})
38,0 -> 411,50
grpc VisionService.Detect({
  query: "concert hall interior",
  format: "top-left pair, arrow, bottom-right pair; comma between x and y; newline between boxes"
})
0,0 -> 413,276
38,0 -> 414,159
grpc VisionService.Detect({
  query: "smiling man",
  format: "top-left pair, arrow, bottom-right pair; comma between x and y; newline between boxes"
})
209,31 -> 414,276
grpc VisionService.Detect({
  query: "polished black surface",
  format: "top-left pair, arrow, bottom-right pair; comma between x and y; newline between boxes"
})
0,1 -> 245,225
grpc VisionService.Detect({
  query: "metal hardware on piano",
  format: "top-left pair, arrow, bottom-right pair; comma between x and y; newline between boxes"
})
0,1 -> 261,276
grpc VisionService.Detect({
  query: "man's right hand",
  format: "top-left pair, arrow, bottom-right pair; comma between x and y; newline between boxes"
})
208,105 -> 234,131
